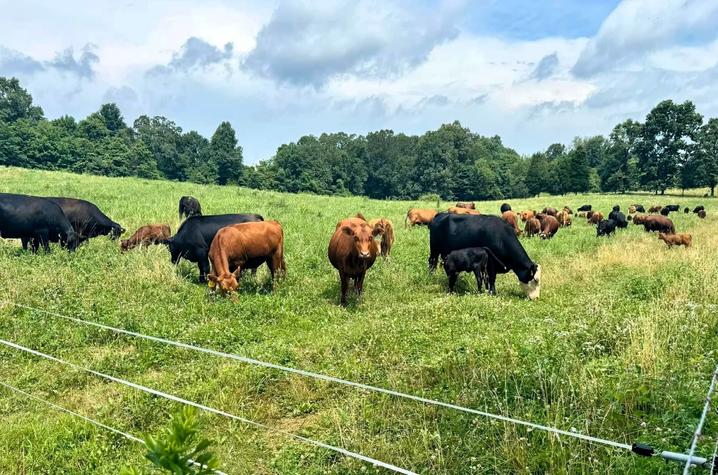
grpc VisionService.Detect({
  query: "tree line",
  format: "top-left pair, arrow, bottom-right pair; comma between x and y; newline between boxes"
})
2,76 -> 717,199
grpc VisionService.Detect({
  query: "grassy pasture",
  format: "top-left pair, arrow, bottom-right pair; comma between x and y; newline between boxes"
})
1,166 -> 717,474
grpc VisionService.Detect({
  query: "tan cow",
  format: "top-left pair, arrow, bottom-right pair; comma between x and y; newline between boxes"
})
368,218 -> 395,258
328,217 -> 380,306
405,208 -> 437,227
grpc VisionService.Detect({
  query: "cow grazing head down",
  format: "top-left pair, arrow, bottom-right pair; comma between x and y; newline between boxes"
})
65,230 -> 79,252
341,223 -> 380,259
519,264 -> 541,300
110,223 -> 125,239
208,270 -> 240,294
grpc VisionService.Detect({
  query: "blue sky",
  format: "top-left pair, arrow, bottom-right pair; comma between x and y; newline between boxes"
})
1,0 -> 718,163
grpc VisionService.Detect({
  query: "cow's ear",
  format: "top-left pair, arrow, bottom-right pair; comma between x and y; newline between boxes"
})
340,226 -> 354,236
207,273 -> 218,283
371,226 -> 382,237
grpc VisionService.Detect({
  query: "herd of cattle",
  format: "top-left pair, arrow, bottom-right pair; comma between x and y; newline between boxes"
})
0,192 -> 706,305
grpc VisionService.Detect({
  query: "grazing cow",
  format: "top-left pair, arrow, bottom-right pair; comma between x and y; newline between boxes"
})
577,204 -> 592,212
501,211 -> 522,235
207,221 -> 285,294
586,210 -> 595,220
684,207 -> 690,213
608,206 -> 628,228
633,214 -> 647,225
524,217 -> 541,237
665,204 -> 680,212
121,224 -> 171,252
643,215 -> 675,234
368,218 -> 395,257
166,213 -> 264,282
47,197 -> 124,243
628,205 -> 637,214
537,214 -> 559,239
328,217 -> 380,306
520,210 -> 535,222
698,210 -> 707,219
562,206 -> 573,215
632,204 -> 646,213
577,211 -> 588,218
648,205 -> 662,213
179,196 -> 202,220
542,207 -> 558,216
658,232 -> 692,248
660,207 -> 671,216
588,212 -> 604,225
448,206 -> 481,215
443,247 -> 489,293
405,208 -> 437,227
557,210 -> 572,227
693,205 -> 705,213
0,193 -> 79,253
455,202 -> 476,209
597,219 -> 617,237
428,214 -> 541,299
500,203 -> 512,213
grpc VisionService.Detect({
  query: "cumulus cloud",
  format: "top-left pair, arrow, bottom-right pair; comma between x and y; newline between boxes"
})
572,0 -> 718,77
148,37 -> 234,76
529,52 -> 559,80
0,46 -> 44,76
243,0 -> 462,87
0,44 -> 98,79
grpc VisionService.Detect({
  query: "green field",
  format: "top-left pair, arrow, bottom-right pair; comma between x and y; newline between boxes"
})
1,166 -> 717,474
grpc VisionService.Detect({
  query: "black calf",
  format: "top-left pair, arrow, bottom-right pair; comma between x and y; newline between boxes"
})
443,247 -> 489,293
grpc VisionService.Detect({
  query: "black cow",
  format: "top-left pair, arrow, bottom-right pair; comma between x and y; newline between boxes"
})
443,247 -> 489,293
633,204 -> 646,213
597,219 -> 617,237
47,197 -> 124,243
429,213 -> 541,299
500,203 -> 512,213
166,213 -> 263,282
577,204 -> 592,212
179,196 -> 202,220
660,207 -> 671,216
0,193 -> 78,252
693,205 -> 705,214
665,204 -> 680,212
608,207 -> 628,228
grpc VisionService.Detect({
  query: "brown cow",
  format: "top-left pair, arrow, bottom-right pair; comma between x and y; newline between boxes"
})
501,211 -> 522,235
698,210 -> 707,219
643,215 -> 675,234
120,224 -> 171,251
658,232 -> 692,248
562,206 -> 573,215
406,208 -> 437,227
588,212 -> 604,225
524,217 -> 541,237
520,210 -> 535,222
586,210 -> 595,220
557,210 -> 572,227
632,214 -> 646,225
537,214 -> 559,239
455,202 -> 475,209
207,221 -> 285,294
649,205 -> 663,213
368,218 -> 395,258
542,207 -> 558,216
328,217 -> 380,306
448,206 -> 481,215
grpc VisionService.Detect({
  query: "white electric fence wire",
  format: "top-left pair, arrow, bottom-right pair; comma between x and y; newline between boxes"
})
0,337 -> 417,475
684,364 -> 718,474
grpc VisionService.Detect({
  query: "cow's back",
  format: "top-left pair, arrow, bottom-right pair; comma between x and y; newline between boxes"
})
0,193 -> 70,237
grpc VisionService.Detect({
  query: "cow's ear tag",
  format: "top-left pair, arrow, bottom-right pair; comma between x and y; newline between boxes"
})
208,280 -> 216,289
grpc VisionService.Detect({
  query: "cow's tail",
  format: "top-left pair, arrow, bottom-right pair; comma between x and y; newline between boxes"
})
483,247 -> 509,273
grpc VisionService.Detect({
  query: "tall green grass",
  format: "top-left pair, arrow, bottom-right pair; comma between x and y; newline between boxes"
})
1,167 -> 717,474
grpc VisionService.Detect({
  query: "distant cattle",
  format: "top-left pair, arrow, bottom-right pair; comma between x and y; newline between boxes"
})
208,221 -> 286,294
632,214 -> 647,225
448,206 -> 481,215
542,207 -> 558,216
0,193 -> 79,253
698,210 -> 707,219
443,247 -> 489,293
428,214 -> 541,299
562,206 -> 573,215
658,232 -> 692,248
368,218 -> 395,258
537,213 -> 559,239
557,210 -> 572,227
586,210 -> 595,220
597,219 -> 617,237
500,203 -> 512,213
628,206 -> 637,214
406,208 -> 437,227
501,211 -> 522,235
179,196 -> 202,220
632,204 -> 646,213
588,212 -> 604,225
684,207 -> 690,213
577,204 -> 592,212
643,215 -> 675,234
520,210 -> 535,222
660,207 -> 671,216
121,224 -> 171,251
524,217 -> 541,237
693,205 -> 705,213
48,197 -> 124,243
166,213 -> 264,282
329,216 -> 380,305
577,211 -> 588,218
455,202 -> 476,209
665,204 -> 680,212
608,207 -> 627,228
648,205 -> 663,213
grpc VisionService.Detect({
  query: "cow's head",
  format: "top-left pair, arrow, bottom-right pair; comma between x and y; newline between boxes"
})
519,264 -> 541,300
120,239 -> 130,252
65,230 -> 79,252
110,223 -> 125,239
164,238 -> 182,264
341,223 -> 380,260
208,270 -> 239,294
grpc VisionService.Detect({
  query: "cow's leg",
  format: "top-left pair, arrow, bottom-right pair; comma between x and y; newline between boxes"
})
198,255 -> 210,283
37,231 -> 50,253
487,268 -> 497,295
473,269 -> 483,293
428,247 -> 441,273
355,272 -> 365,295
448,272 -> 457,292
21,238 -> 29,250
339,272 -> 349,306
